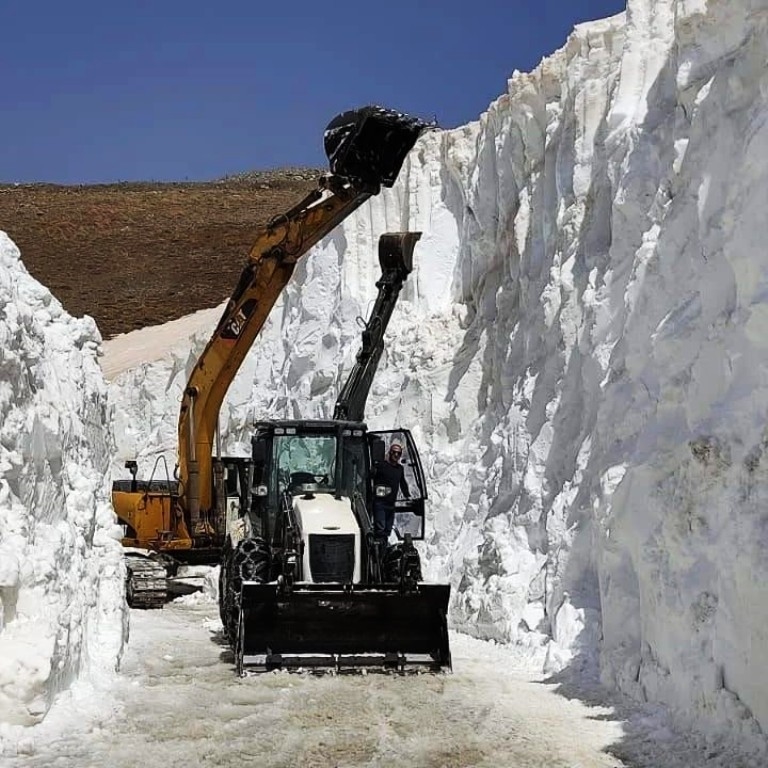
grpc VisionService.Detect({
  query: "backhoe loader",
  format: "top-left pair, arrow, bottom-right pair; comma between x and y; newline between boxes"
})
218,232 -> 451,673
112,105 -> 430,607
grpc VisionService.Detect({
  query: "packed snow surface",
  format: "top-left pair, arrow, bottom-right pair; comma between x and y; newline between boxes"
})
4,592 -> 765,767
3,594 -> 755,768
107,0 -> 768,756
0,233 -> 125,728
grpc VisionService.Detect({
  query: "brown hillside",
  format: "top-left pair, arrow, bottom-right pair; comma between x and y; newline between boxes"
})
0,170 -> 320,338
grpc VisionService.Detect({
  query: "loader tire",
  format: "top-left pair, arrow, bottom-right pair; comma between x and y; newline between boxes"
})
383,542 -> 422,584
220,537 -> 271,646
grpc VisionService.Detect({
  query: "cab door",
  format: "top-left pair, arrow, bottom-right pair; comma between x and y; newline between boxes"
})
367,429 -> 428,540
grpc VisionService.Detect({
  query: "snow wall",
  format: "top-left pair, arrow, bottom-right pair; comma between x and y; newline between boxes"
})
0,233 -> 126,727
108,0 -> 768,751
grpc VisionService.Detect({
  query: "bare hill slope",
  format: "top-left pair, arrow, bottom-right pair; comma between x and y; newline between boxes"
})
0,170 -> 319,338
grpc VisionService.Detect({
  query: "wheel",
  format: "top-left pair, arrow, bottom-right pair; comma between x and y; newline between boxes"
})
219,537 -> 271,645
238,538 -> 259,554
238,540 -> 270,582
383,540 -> 422,584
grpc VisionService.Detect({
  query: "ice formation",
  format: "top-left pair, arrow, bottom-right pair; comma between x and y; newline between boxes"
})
104,0 -> 766,754
0,233 -> 126,727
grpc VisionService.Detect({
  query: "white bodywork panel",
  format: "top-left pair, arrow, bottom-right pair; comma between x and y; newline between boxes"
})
292,493 -> 361,583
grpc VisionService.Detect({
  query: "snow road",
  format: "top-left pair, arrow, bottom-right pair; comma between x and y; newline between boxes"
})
3,593 -> 760,767
4,596 -> 627,768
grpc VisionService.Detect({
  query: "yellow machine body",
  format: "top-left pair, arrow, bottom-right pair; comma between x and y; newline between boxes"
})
114,489 -> 192,551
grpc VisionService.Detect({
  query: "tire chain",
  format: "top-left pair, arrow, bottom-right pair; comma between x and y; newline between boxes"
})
383,542 -> 422,584
219,537 -> 271,645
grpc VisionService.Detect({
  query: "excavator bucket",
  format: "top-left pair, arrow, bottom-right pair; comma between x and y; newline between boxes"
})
235,582 -> 451,674
324,106 -> 432,190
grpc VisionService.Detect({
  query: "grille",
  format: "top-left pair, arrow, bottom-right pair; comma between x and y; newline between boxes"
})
308,534 -> 355,583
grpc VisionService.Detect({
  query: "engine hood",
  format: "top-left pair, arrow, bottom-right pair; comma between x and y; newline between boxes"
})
292,493 -> 358,536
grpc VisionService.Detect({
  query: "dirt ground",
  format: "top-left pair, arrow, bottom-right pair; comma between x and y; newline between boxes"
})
0,171 -> 319,338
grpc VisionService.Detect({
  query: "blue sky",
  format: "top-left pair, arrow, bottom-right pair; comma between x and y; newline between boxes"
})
1,0 -> 625,183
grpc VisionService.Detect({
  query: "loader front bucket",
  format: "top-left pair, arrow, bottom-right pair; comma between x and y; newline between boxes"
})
324,106 -> 432,190
236,582 -> 451,674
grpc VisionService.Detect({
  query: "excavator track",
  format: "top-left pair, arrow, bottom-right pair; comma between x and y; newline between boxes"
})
125,553 -> 168,609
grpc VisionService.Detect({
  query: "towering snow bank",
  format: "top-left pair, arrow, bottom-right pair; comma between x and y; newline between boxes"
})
0,233 -> 125,727
107,0 -> 768,753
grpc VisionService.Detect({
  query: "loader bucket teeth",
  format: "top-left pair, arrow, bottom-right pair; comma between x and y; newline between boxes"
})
236,582 -> 451,673
324,106 -> 432,190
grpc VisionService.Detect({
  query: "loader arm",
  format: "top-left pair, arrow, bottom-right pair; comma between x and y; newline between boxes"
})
333,232 -> 421,422
178,177 -> 373,532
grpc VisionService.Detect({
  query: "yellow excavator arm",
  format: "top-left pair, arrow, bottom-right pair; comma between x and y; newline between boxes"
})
178,177 -> 371,531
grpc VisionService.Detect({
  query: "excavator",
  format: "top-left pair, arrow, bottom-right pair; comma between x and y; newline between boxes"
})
218,231 -> 451,673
